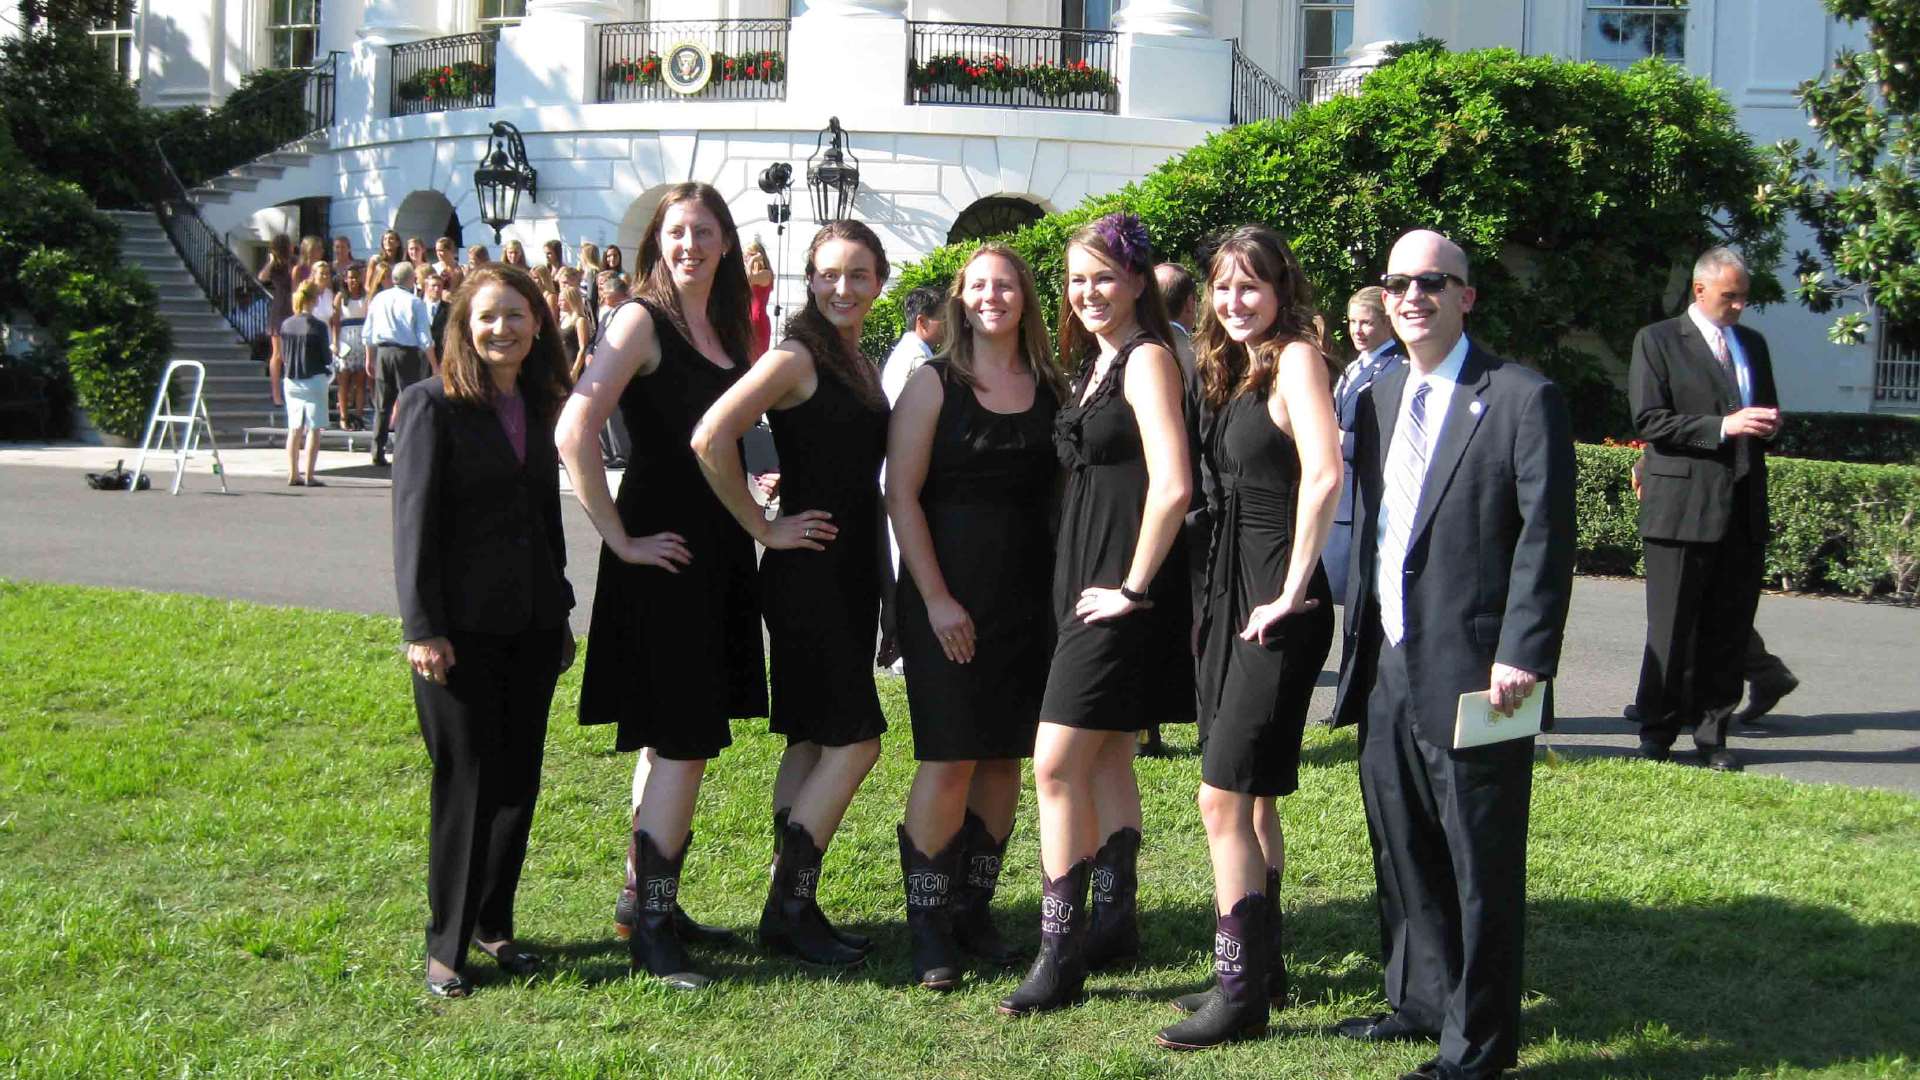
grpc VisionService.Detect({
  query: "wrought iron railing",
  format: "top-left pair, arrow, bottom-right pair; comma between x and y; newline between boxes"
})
391,31 -> 498,116
1874,319 -> 1920,410
908,22 -> 1119,114
143,140 -> 275,352
1298,63 -> 1369,104
597,19 -> 790,103
161,51 -> 340,189
1230,41 -> 1296,125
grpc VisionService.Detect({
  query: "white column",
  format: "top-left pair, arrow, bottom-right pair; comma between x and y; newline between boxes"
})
788,2 -> 909,113
1112,0 -> 1212,37
1348,0 -> 1432,65
496,0 -> 626,108
356,0 -> 439,46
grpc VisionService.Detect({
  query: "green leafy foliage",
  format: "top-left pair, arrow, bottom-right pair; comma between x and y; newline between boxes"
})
0,28 -> 150,209
395,60 -> 495,103
1575,443 -> 1920,598
1757,0 -> 1920,344
154,66 -> 314,189
867,49 -> 1782,442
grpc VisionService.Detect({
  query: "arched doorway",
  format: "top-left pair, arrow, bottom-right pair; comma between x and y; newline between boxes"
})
392,190 -> 461,252
946,195 -> 1047,245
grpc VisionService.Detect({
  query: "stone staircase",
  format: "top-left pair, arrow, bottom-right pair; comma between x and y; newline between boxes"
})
104,210 -> 270,439
191,136 -> 334,239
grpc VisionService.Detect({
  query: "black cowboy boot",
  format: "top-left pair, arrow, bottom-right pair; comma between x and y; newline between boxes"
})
1084,827 -> 1141,970
996,859 -> 1092,1016
899,825 -> 962,991
1154,892 -> 1270,1049
1172,867 -> 1287,1014
770,808 -> 869,952
951,812 -> 1024,966
628,830 -> 710,990
616,822 -> 738,949
759,819 -> 864,966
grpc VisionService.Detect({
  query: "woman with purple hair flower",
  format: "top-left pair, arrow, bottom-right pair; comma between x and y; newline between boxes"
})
999,212 -> 1194,1017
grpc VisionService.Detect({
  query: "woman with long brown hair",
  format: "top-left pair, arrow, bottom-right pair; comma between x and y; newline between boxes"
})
1155,225 -> 1340,1049
557,182 -> 767,990
693,219 -> 892,969
392,264 -> 577,999
368,230 -> 406,294
886,243 -> 1066,990
1000,212 -> 1193,1017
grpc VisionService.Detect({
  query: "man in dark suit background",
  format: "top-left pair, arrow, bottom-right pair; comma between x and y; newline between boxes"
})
1327,284 -> 1405,602
1628,246 -> 1782,772
1332,230 -> 1576,1080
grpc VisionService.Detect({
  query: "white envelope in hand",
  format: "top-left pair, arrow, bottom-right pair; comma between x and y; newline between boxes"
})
1453,683 -> 1546,750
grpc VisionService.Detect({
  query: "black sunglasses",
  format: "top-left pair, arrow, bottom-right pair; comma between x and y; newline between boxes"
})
1380,271 -> 1466,296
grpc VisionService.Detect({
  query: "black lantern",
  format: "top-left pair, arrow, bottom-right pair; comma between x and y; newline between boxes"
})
805,117 -> 860,222
474,121 -> 538,243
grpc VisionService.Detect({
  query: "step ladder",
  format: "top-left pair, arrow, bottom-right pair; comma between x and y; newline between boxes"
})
129,360 -> 230,496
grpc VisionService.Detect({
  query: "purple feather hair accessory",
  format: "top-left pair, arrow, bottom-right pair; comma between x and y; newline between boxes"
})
1093,212 -> 1152,273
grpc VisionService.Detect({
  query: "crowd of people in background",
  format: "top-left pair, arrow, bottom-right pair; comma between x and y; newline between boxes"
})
253,227 -> 779,484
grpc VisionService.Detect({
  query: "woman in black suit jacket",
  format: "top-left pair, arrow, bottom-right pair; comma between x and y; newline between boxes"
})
392,264 -> 577,999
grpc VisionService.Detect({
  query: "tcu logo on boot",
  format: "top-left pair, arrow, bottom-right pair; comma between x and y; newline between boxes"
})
1090,866 -> 1115,902
1213,931 -> 1244,973
1040,895 -> 1074,932
795,867 -> 819,900
906,870 -> 950,907
967,853 -> 1000,888
644,876 -> 678,913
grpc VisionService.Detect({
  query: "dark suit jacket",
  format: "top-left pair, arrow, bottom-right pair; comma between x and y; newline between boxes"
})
1334,340 -> 1405,525
392,378 -> 574,641
1628,315 -> 1778,543
1333,341 -> 1577,743
428,302 -> 451,359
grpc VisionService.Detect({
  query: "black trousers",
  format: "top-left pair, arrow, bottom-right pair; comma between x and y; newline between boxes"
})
1360,640 -> 1532,1079
374,345 -> 430,450
1634,479 -> 1765,750
415,624 -> 566,970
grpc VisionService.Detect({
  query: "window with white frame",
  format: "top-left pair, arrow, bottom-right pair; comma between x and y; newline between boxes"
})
1062,0 -> 1115,31
1583,0 -> 1687,69
478,0 -> 526,31
268,0 -> 320,69
1300,0 -> 1354,71
89,0 -> 136,78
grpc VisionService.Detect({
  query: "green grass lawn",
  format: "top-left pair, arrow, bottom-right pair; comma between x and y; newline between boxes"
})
1,580 -> 1916,1079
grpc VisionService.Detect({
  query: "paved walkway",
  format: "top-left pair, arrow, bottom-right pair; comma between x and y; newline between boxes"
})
3,442 -> 1916,795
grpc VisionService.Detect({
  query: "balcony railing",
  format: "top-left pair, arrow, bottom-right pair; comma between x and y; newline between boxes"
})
1298,63 -> 1369,105
391,31 -> 498,117
1875,320 -> 1920,411
597,19 -> 789,103
161,50 -> 340,188
908,21 -> 1118,115
1230,41 -> 1296,125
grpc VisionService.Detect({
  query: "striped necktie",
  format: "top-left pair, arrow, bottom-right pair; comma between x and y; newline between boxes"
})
1379,381 -> 1432,646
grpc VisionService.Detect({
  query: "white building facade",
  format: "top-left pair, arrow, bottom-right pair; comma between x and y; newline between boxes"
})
37,0 -> 1905,414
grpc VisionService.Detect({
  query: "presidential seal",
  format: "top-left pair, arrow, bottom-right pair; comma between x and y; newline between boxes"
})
663,41 -> 713,95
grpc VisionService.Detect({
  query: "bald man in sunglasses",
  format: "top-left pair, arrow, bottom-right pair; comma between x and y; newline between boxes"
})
1332,230 -> 1576,1080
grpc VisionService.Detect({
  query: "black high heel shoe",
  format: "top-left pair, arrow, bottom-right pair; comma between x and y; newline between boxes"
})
425,970 -> 474,998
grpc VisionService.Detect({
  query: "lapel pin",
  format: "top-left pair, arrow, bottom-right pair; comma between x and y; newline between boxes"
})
1469,400 -> 1483,417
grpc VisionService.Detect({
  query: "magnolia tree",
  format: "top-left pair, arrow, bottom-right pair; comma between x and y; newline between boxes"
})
1757,0 -> 1920,345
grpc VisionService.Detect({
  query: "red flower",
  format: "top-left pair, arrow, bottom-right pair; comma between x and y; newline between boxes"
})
724,73 -> 734,80
745,64 -> 756,75
724,59 -> 735,70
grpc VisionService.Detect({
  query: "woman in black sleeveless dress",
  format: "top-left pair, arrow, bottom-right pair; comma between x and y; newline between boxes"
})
1155,226 -> 1340,1050
1000,214 -> 1194,1017
885,244 -> 1065,991
693,220 -> 892,968
557,183 -> 766,991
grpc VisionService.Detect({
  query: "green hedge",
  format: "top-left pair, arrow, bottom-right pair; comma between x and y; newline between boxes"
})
1574,443 -> 1920,599
1771,411 -> 1920,466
